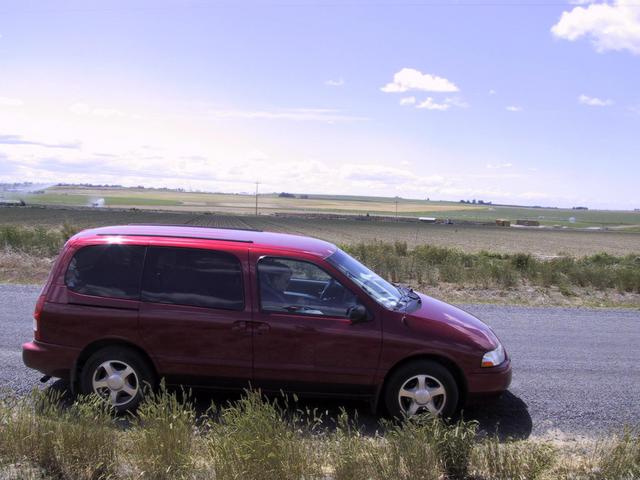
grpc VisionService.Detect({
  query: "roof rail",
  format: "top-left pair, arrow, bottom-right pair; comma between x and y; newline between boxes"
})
126,223 -> 262,232
97,233 -> 254,243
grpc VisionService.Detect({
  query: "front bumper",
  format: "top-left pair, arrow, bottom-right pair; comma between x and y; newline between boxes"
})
466,358 -> 512,396
22,340 -> 79,380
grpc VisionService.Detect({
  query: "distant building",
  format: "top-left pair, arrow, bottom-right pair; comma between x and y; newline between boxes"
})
495,219 -> 511,227
516,219 -> 540,227
418,217 -> 437,223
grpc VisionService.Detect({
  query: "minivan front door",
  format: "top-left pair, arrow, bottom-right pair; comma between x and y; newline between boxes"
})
138,245 -> 253,388
250,252 -> 382,395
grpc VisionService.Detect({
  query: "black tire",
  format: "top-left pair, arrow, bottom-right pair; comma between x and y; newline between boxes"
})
384,360 -> 459,420
79,346 -> 155,413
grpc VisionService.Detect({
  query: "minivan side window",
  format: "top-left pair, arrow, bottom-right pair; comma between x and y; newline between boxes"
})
65,244 -> 146,300
257,257 -> 358,318
141,247 -> 244,311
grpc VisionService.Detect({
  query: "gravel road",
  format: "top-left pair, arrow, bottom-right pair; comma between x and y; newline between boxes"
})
2,284 -> 638,438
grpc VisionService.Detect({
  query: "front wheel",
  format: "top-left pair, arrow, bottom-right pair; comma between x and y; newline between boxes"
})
79,346 -> 154,413
384,360 -> 459,419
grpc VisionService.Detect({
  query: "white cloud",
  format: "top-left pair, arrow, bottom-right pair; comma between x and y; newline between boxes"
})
551,0 -> 640,55
506,105 -> 523,112
486,162 -> 513,169
69,102 -> 126,118
416,98 -> 450,111
578,94 -> 613,106
399,96 -> 416,106
324,78 -> 345,87
0,97 -> 24,107
444,97 -> 470,109
208,108 -> 367,122
381,68 -> 459,93
340,163 -> 445,187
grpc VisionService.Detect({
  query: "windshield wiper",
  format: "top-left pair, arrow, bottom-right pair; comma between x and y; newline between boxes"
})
395,284 -> 421,305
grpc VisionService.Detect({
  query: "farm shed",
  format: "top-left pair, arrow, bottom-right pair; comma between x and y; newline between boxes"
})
495,219 -> 511,227
516,219 -> 540,227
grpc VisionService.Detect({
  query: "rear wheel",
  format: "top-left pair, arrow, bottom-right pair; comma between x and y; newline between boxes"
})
384,360 -> 459,419
80,347 -> 154,413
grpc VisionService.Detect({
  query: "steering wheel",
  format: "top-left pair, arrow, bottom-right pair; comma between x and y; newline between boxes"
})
320,278 -> 340,303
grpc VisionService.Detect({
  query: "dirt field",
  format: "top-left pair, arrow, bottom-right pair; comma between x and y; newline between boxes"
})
2,206 -> 640,257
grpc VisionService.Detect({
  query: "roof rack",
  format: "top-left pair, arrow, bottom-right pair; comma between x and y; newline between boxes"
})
96,233 -> 253,244
126,223 -> 262,232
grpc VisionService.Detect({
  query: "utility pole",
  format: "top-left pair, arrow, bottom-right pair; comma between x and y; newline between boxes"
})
255,181 -> 260,216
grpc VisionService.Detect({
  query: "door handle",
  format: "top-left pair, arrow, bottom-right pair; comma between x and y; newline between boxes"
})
231,321 -> 248,332
255,323 -> 270,335
295,324 -> 314,332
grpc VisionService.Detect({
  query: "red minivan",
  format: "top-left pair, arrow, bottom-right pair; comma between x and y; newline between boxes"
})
23,225 -> 511,417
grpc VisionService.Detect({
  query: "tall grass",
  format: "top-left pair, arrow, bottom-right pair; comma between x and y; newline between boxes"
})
0,388 -> 637,479
344,241 -> 640,293
597,428 -> 640,480
0,223 -> 79,256
130,385 -> 196,479
0,390 -> 116,480
204,390 -> 323,480
472,436 -> 556,480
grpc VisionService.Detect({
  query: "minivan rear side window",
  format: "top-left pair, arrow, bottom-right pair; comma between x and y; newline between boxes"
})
65,244 -> 146,300
141,246 -> 244,311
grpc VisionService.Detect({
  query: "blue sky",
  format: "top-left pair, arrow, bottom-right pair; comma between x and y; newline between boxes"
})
0,0 -> 639,209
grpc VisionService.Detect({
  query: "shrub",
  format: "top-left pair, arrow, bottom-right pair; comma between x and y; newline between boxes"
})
511,253 -> 535,273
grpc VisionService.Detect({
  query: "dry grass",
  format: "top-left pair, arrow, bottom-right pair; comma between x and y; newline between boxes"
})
0,251 -> 55,284
1,388 -> 638,480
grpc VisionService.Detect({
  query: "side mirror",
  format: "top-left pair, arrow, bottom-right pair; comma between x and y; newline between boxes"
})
347,304 -> 369,324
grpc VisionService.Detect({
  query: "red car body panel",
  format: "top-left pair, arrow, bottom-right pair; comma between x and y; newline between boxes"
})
22,225 -> 511,407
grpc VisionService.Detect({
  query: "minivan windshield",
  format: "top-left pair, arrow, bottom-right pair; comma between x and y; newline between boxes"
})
326,249 -> 403,309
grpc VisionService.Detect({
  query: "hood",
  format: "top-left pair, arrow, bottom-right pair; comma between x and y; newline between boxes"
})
406,293 -> 499,351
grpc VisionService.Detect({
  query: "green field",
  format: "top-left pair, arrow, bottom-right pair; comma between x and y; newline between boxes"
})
7,185 -> 640,229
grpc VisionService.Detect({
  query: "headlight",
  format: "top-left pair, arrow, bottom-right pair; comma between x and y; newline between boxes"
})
481,343 -> 505,368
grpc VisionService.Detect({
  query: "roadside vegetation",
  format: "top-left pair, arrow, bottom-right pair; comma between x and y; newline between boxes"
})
2,224 -> 639,305
343,241 -> 640,294
1,387 -> 638,480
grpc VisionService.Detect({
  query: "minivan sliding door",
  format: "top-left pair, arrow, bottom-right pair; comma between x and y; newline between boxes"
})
138,245 -> 252,388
